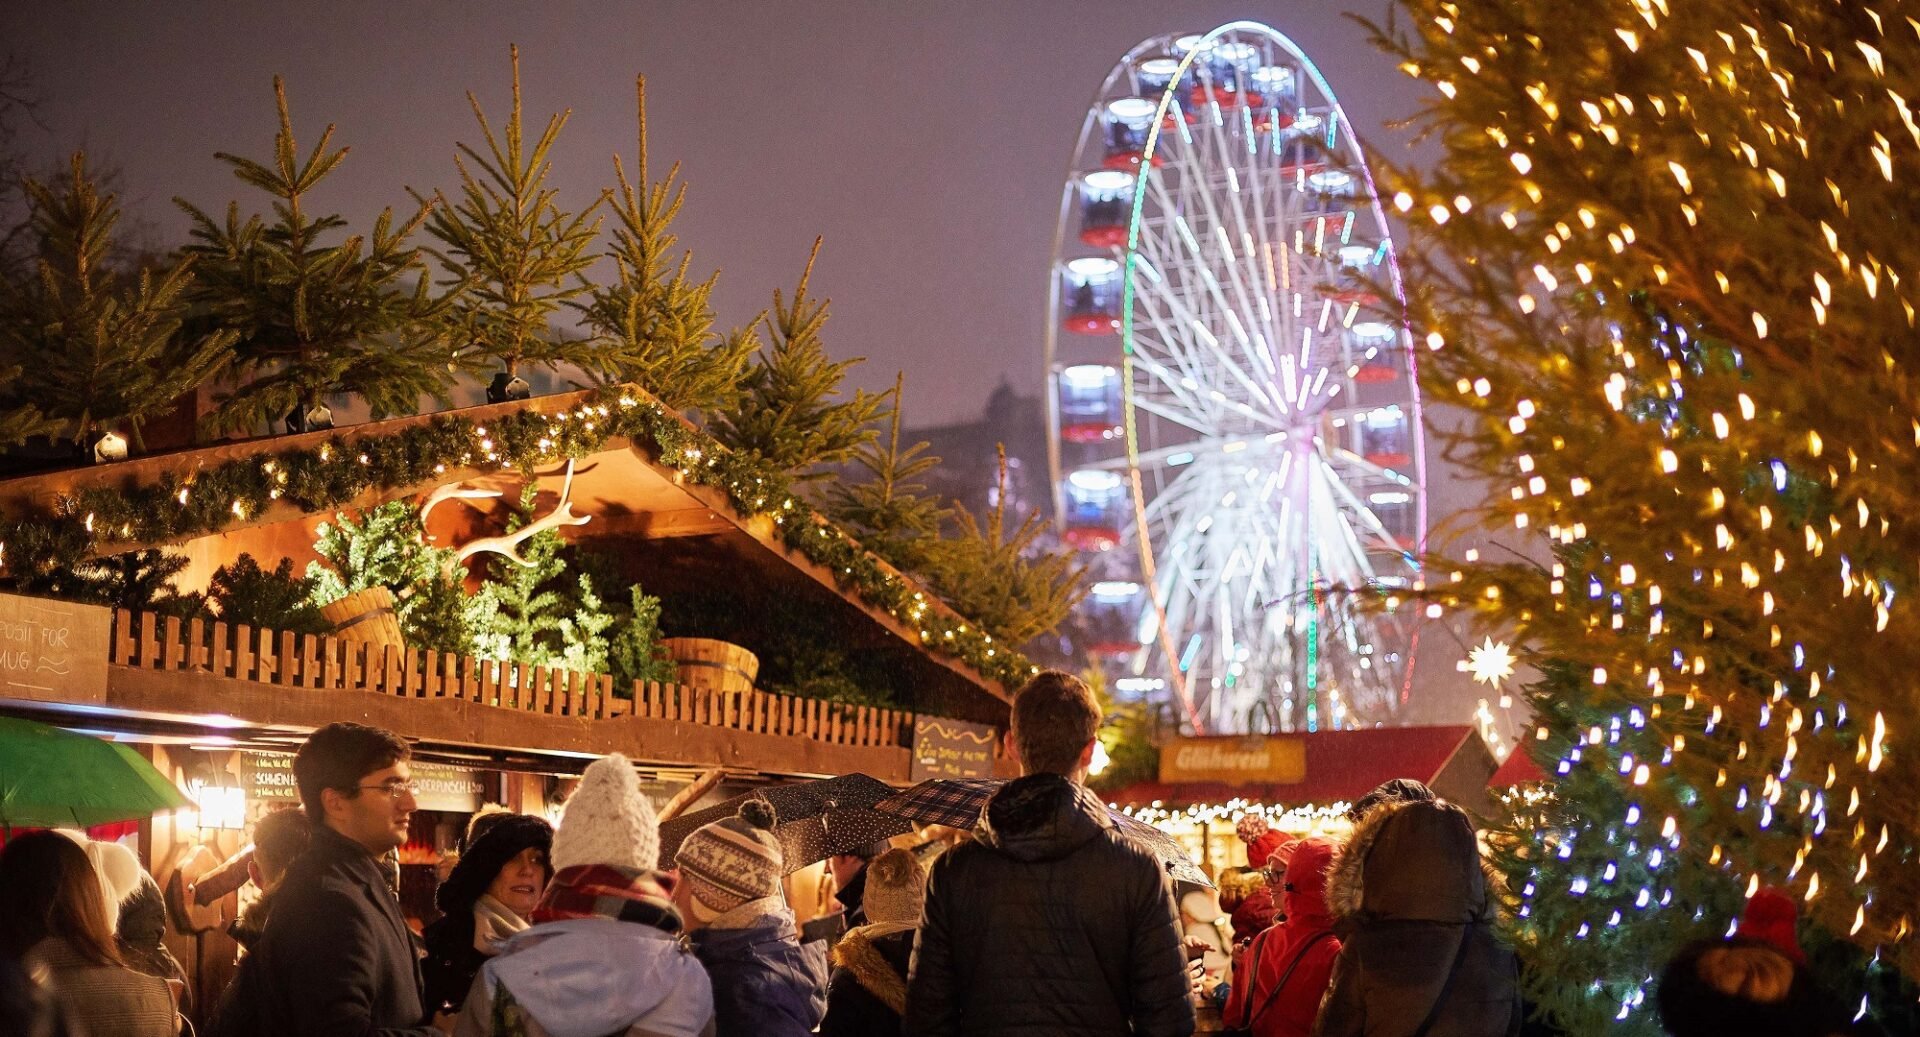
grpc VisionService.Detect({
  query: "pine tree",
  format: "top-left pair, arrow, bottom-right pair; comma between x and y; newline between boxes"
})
205,554 -> 327,634
825,372 -> 947,571
464,489 -> 675,687
18,548 -> 205,617
922,447 -> 1085,646
709,239 -> 885,481
578,77 -> 758,413
178,77 -> 457,435
418,46 -> 604,396
306,500 -> 470,653
1367,0 -> 1920,1026
0,153 -> 232,450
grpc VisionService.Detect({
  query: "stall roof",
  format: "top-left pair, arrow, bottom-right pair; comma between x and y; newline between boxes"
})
1489,746 -> 1549,788
0,389 -> 1016,725
1106,725 -> 1499,814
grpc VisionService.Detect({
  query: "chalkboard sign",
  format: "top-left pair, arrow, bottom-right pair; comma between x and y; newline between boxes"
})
912,716 -> 999,781
0,592 -> 110,704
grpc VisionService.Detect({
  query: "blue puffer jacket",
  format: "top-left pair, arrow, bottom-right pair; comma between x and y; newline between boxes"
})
687,900 -> 829,1037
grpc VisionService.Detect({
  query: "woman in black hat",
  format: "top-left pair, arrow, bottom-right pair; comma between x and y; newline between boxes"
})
421,812 -> 553,1018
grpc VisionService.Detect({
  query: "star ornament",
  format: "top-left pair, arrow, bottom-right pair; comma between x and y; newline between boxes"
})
1466,637 -> 1517,689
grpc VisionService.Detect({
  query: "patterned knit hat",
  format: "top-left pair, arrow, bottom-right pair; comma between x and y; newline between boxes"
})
551,754 -> 659,874
860,848 -> 925,925
674,799 -> 783,922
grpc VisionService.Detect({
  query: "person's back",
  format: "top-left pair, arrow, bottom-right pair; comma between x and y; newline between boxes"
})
904,670 -> 1194,1037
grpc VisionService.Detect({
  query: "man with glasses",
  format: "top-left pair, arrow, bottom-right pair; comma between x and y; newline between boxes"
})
211,722 -> 436,1037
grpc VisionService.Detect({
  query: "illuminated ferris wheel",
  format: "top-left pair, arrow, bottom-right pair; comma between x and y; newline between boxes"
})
1044,21 -> 1428,735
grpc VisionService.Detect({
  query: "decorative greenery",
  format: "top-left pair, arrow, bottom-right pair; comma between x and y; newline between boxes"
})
205,554 -> 326,634
708,239 -> 885,481
418,46 -> 604,387
661,587 -> 901,709
1368,0 -> 1920,1026
177,76 -> 456,435
15,548 -> 204,617
306,500 -> 470,653
0,386 -> 1038,687
921,446 -> 1085,646
1087,665 -> 1161,795
0,153 -> 232,450
463,486 -> 675,689
826,373 -> 946,573
578,76 -> 758,413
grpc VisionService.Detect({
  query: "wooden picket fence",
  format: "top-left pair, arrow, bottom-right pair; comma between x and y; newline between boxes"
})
108,609 -> 912,749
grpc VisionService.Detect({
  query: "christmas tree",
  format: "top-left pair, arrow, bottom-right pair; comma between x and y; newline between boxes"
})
306,500 -> 470,653
921,447 -> 1085,646
204,554 -> 327,634
709,239 -> 884,481
1367,0 -> 1920,1028
578,77 -> 758,413
0,153 -> 233,451
464,487 -> 675,688
178,77 -> 457,435
419,46 -> 604,399
825,372 -> 947,572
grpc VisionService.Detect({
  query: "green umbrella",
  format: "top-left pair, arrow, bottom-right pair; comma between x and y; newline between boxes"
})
0,716 -> 192,829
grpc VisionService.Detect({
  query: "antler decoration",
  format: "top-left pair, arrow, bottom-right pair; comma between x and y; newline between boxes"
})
418,483 -> 504,529
452,459 -> 592,568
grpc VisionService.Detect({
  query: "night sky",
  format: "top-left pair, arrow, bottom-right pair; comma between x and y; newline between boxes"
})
6,2 -> 1503,728
4,0 -> 1426,426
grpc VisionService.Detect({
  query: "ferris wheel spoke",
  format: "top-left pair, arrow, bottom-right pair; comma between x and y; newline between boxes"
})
1128,278 -> 1287,429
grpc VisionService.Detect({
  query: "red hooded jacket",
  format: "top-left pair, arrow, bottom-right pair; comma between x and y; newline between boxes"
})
1221,838 -> 1342,1037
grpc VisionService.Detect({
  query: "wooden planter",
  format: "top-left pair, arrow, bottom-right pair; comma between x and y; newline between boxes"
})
317,586 -> 406,648
658,637 -> 759,693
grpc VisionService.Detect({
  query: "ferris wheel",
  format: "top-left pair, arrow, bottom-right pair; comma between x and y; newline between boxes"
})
1044,21 -> 1428,735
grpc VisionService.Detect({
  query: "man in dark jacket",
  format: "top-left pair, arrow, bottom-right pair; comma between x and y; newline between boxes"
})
904,670 -> 1194,1037
214,722 -> 434,1037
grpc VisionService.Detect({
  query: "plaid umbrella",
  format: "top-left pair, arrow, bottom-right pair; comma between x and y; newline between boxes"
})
656,773 -> 915,873
875,777 -> 1212,887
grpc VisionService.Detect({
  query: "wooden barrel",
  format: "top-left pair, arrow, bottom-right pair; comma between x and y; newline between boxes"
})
317,586 -> 406,648
659,637 -> 758,693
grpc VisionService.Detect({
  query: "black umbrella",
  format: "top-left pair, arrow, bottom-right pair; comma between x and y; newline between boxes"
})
875,777 -> 1213,888
656,773 -> 915,873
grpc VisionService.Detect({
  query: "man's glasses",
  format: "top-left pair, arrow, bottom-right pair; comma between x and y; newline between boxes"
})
353,780 -> 420,801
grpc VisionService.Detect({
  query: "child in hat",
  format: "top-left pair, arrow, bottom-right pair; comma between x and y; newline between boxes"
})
676,799 -> 829,1037
819,848 -> 924,1037
455,753 -> 713,1037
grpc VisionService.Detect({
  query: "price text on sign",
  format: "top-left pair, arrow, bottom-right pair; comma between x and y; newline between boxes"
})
912,717 -> 998,781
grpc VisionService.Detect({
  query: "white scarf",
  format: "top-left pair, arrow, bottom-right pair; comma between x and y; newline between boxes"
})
472,893 -> 530,955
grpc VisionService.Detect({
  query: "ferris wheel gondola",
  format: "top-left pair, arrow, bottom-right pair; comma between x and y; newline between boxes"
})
1044,21 -> 1429,735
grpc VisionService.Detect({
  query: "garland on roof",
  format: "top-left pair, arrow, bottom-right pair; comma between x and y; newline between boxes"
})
0,388 -> 1034,688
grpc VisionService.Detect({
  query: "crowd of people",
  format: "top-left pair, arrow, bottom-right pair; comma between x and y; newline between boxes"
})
0,670 -> 1883,1037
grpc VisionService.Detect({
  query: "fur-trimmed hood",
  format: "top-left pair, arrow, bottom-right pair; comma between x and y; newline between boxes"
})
1326,798 -> 1494,924
829,924 -> 913,1016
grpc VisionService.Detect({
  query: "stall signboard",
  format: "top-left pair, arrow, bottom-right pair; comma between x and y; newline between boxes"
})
0,592 -> 110,704
1158,735 -> 1307,785
912,716 -> 998,781
411,762 -> 485,812
239,753 -> 484,813
240,752 -> 301,804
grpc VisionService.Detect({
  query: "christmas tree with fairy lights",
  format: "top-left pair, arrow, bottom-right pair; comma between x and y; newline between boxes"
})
1365,0 -> 1919,1032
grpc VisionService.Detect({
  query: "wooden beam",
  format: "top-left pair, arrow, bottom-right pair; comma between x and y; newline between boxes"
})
61,664 -> 917,782
657,768 -> 725,822
584,509 -> 739,541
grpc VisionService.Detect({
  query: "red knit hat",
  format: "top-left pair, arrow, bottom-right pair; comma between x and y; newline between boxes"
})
1735,888 -> 1805,965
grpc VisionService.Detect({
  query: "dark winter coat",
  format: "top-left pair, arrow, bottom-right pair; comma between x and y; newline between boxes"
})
687,902 -> 828,1037
420,914 -> 489,1019
213,823 -> 432,1037
902,772 -> 1195,1037
1314,799 -> 1520,1037
820,925 -> 914,1037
